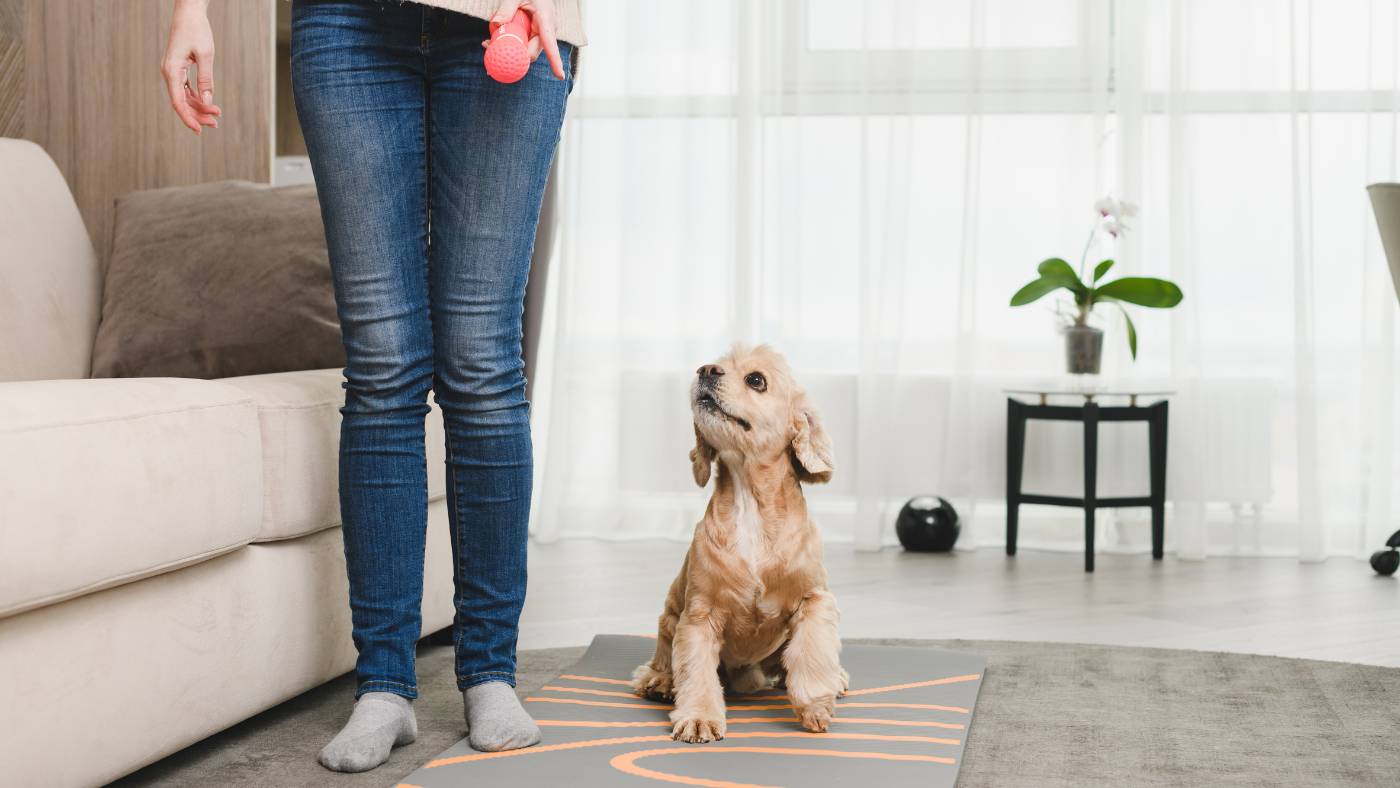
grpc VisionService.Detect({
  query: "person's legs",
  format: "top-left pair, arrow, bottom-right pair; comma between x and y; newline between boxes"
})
423,9 -> 573,752
291,0 -> 430,771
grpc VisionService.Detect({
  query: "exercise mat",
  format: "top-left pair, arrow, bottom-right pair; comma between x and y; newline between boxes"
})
398,634 -> 986,788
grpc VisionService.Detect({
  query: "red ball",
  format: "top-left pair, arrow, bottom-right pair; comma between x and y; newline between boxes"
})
485,39 -> 530,84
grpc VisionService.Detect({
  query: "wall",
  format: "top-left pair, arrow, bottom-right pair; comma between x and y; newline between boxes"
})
0,0 -> 20,138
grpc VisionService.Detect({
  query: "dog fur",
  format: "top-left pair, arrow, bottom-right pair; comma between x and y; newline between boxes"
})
631,343 -> 848,743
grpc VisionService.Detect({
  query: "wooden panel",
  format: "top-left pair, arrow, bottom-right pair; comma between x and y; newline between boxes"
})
275,42 -> 306,156
23,0 -> 273,264
0,0 -> 21,137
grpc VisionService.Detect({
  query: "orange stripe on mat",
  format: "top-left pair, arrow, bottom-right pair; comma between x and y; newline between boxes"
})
834,717 -> 964,730
610,744 -> 956,787
838,701 -> 969,713
694,694 -> 966,714
538,688 -> 965,713
541,685 -> 645,699
559,674 -> 634,686
427,735 -> 670,767
842,674 -> 982,697
526,697 -> 965,727
527,696 -> 668,710
427,731 -> 960,769
534,720 -> 961,745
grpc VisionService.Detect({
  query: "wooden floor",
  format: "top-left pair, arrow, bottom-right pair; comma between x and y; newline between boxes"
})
519,541 -> 1400,668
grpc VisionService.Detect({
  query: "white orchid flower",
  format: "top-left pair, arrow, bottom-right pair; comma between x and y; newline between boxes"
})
1093,196 -> 1137,237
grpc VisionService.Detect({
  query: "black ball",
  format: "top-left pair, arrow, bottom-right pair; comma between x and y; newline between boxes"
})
1371,549 -> 1399,576
896,496 -> 960,552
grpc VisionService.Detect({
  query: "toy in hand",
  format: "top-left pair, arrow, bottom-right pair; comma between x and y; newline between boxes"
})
485,9 -> 532,84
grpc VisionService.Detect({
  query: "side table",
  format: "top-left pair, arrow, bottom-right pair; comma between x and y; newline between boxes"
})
1005,389 -> 1171,572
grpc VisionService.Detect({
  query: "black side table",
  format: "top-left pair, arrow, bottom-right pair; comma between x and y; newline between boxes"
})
1005,390 -> 1170,572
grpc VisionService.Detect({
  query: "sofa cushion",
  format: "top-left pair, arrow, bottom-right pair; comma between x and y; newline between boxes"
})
90,180 -> 345,381
0,377 -> 263,619
221,368 -> 448,542
0,138 -> 102,382
0,506 -> 458,788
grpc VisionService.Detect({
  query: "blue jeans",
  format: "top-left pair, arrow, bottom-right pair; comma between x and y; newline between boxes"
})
290,0 -> 572,700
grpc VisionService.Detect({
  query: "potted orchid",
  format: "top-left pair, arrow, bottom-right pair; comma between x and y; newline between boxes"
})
1010,197 -> 1184,374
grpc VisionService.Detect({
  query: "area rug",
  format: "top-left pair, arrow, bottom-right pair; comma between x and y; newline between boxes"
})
111,639 -> 1400,787
396,634 -> 986,788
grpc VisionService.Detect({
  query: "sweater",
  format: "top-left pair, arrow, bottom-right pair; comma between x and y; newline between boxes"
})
410,0 -> 587,47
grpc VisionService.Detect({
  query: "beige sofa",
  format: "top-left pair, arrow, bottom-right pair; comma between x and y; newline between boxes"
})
0,138 -> 456,786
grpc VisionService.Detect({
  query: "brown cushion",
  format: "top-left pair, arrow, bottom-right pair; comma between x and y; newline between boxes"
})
92,181 -> 344,380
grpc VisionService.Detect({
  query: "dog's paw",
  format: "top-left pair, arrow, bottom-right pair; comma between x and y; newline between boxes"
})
796,695 -> 835,733
671,715 -> 726,743
838,667 -> 850,696
631,664 -> 675,700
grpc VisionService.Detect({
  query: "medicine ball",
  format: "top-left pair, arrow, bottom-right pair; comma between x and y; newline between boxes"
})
1371,529 -> 1400,576
896,496 -> 960,552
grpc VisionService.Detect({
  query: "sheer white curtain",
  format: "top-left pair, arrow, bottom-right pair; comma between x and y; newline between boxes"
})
529,0 -> 1400,561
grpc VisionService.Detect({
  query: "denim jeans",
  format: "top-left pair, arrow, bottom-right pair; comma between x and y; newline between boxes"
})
290,0 -> 572,700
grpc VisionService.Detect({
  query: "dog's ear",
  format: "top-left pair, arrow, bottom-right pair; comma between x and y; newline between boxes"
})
790,392 -> 834,483
689,423 -> 717,487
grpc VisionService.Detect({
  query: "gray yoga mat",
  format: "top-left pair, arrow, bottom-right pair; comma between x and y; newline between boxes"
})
396,634 -> 986,788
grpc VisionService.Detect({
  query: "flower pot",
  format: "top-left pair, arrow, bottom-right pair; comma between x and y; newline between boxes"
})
1064,324 -> 1103,374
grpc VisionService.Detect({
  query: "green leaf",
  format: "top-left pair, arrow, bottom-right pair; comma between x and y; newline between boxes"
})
1117,303 -> 1138,360
1095,277 -> 1184,308
1010,277 -> 1066,306
1036,258 -> 1086,294
1093,259 -> 1115,283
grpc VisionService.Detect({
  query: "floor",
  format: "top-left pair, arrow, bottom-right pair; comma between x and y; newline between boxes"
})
114,542 -> 1400,786
519,541 -> 1400,668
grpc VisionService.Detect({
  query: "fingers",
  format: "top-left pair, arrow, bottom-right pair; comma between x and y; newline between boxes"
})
486,0 -> 565,81
162,59 -> 202,134
185,79 -> 222,118
184,84 -> 220,127
193,46 -> 218,111
540,30 -> 564,79
532,5 -> 565,79
491,0 -> 522,28
483,1 -> 522,48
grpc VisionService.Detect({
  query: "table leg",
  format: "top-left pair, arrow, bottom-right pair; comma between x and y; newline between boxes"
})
1149,401 -> 1169,560
1083,403 -> 1099,572
1006,399 -> 1026,556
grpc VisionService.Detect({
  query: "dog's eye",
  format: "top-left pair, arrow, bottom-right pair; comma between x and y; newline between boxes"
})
744,372 -> 767,392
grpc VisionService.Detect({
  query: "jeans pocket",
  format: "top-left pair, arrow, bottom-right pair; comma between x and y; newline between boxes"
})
568,44 -> 580,94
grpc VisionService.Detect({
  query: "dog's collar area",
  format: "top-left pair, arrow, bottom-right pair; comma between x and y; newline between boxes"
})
697,394 -> 752,431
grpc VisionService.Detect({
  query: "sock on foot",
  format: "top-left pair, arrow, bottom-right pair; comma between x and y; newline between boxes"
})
463,680 -> 541,752
318,691 -> 417,773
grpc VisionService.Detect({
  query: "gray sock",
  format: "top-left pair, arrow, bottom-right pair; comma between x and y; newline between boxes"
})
463,680 -> 541,752
318,691 -> 417,773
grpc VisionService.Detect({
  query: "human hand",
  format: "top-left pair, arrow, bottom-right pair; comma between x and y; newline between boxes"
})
161,0 -> 222,134
484,0 -> 566,80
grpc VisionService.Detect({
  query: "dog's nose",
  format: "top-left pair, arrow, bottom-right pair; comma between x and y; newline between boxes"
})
697,364 -> 725,379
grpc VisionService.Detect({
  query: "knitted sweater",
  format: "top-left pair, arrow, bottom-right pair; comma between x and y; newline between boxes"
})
411,0 -> 587,46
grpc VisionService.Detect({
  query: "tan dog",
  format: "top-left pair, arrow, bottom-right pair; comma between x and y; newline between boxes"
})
631,344 -> 847,743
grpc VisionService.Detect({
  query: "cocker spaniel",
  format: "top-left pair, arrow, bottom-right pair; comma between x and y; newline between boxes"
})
631,343 -> 847,743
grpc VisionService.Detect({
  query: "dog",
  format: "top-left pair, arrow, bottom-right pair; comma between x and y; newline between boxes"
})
631,343 -> 848,743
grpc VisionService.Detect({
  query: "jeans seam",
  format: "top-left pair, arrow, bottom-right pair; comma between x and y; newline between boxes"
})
458,671 -> 517,690
357,679 -> 419,700
359,679 -> 417,689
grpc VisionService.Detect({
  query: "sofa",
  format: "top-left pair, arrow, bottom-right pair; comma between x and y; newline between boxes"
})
0,138 -> 456,786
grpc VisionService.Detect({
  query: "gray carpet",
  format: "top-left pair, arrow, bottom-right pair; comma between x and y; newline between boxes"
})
113,639 -> 1400,787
